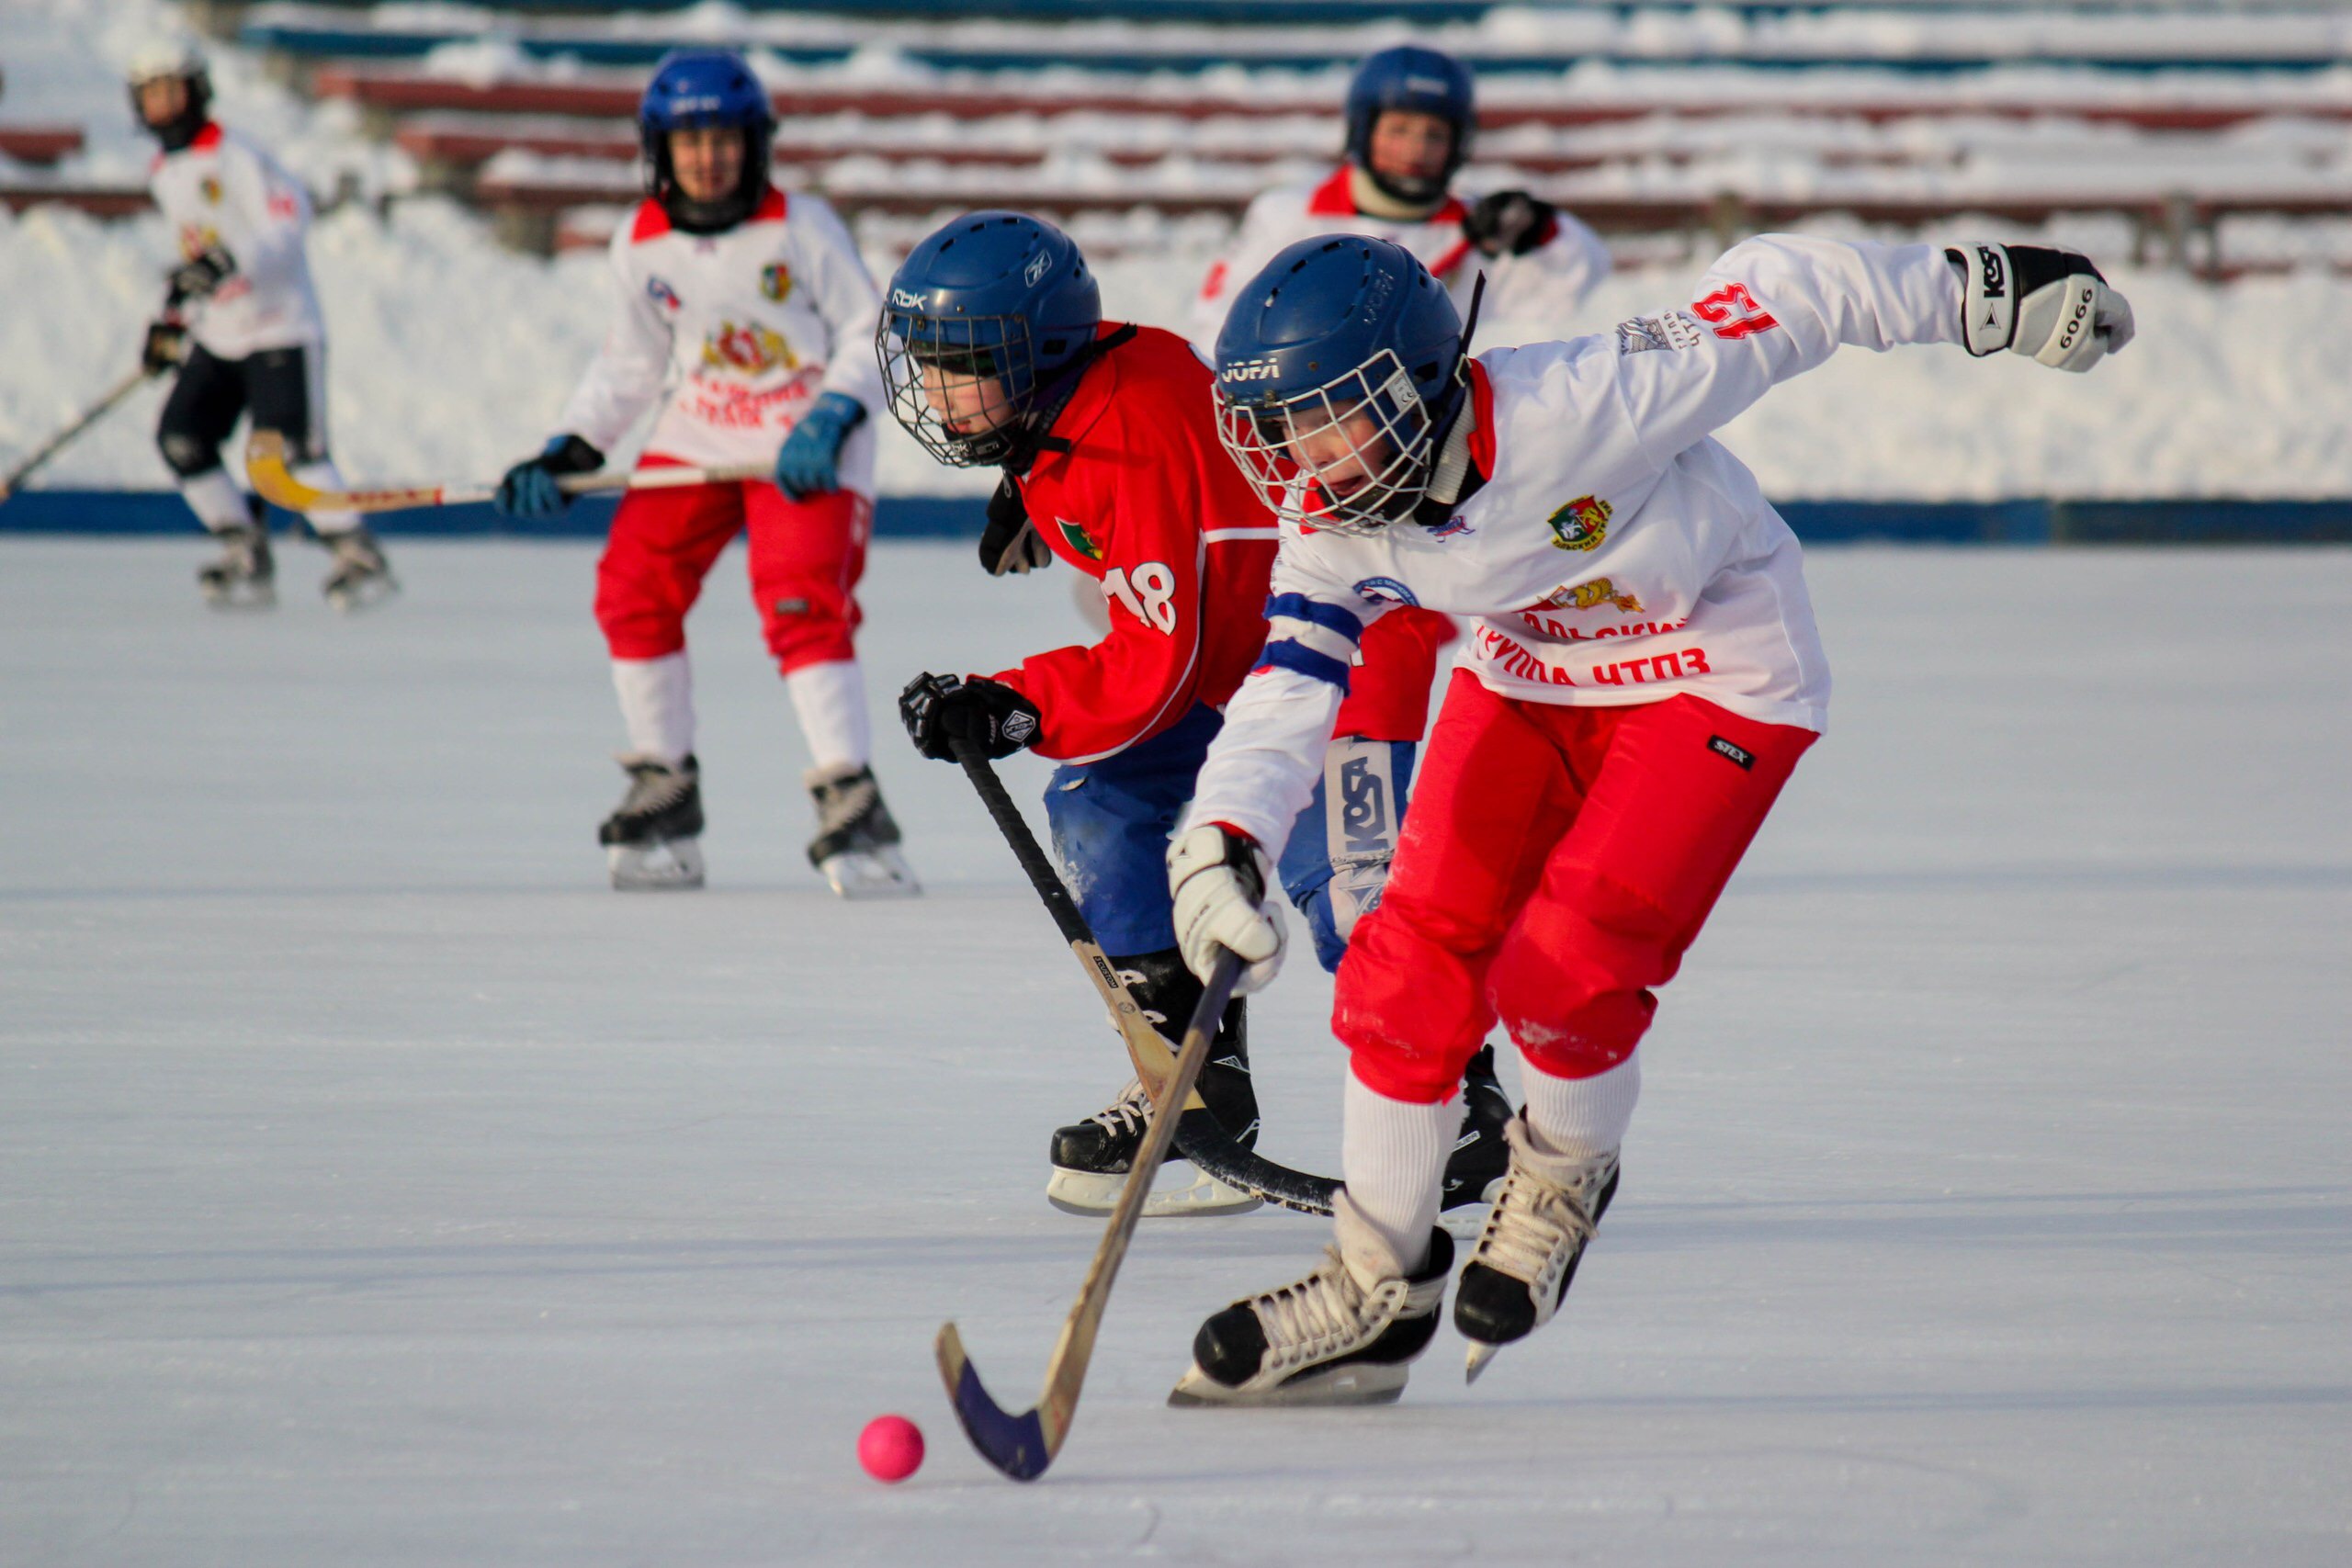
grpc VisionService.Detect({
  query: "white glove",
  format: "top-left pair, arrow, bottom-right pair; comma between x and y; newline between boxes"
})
1948,242 -> 2135,372
1168,823 -> 1287,996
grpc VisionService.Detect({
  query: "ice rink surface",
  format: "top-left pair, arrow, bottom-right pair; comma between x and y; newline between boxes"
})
2,537 -> 2346,1567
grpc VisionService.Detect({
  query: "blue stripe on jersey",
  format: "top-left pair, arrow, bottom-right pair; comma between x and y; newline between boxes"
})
1257,638 -> 1353,692
1263,592 -> 1363,644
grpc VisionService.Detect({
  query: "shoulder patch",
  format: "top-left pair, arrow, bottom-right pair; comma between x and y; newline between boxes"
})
1352,577 -> 1419,608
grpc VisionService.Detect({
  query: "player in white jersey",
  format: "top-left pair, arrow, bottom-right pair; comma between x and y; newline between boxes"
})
1188,44 -> 1611,348
1160,232 -> 2133,1404
493,51 -> 913,897
130,43 -> 392,610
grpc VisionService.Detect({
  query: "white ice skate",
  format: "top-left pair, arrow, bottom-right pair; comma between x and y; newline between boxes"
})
599,753 -> 705,891
1046,1077 -> 1261,1219
321,525 -> 398,613
1454,1115 -> 1620,1384
198,524 -> 275,609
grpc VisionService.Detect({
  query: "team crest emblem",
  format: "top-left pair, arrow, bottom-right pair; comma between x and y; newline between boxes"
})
701,319 -> 798,375
1352,577 -> 1420,608
1541,576 -> 1644,614
646,276 -> 681,311
1057,517 -> 1102,561
760,262 -> 792,303
198,175 -> 222,206
1546,495 -> 1612,552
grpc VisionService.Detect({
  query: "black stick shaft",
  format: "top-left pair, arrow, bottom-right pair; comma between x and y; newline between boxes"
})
954,743 -> 1092,949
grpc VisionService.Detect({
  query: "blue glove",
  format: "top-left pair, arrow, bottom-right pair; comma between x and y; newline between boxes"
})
773,391 -> 866,500
493,434 -> 602,519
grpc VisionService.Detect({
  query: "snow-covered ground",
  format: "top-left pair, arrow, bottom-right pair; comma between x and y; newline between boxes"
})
1,538 -> 2347,1565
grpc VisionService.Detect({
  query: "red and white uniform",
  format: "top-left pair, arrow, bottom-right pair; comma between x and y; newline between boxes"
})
556,189 -> 887,772
1188,235 -> 1966,1101
986,323 -> 1442,762
149,123 -> 324,358
1189,165 -> 1611,348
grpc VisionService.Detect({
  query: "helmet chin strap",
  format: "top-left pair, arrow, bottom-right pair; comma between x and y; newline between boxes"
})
1412,272 -> 1487,526
1000,322 -> 1137,475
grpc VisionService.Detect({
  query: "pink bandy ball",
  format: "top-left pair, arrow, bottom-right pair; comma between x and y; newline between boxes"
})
857,1415 -> 924,1483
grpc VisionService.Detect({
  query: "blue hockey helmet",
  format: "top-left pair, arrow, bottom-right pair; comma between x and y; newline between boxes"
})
639,50 -> 774,232
876,210 -> 1103,469
1343,45 -> 1476,206
1213,235 -> 1465,536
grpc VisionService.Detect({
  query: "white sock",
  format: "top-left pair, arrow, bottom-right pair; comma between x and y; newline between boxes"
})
786,659 -> 870,775
1520,1052 -> 1641,1160
180,469 -> 250,531
1338,1068 -> 1455,1277
612,653 -> 694,765
292,460 -> 360,536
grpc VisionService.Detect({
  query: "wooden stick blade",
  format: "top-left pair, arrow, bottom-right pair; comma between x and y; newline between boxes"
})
242,432 -> 326,511
935,1322 -> 1057,1482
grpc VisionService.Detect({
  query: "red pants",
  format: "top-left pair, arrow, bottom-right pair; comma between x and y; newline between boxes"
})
1334,606 -> 1454,743
1335,672 -> 1816,1103
594,467 -> 871,675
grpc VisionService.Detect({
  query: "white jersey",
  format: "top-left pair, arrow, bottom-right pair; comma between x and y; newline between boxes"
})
1190,165 -> 1611,348
556,188 -> 886,486
148,123 -> 326,359
1187,235 -> 1968,861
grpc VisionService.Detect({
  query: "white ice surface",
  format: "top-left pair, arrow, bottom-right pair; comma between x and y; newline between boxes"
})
1,539 -> 2348,1566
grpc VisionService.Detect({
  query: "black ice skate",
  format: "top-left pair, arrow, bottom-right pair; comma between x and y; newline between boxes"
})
197,520 -> 274,608
320,525 -> 398,612
1169,1200 -> 1453,1407
1438,1044 -> 1513,1238
1453,1113 -> 1620,1384
598,752 -> 705,890
1046,950 -> 1261,1218
804,762 -> 919,898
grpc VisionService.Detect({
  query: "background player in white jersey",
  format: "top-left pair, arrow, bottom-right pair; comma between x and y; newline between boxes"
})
1162,232 -> 2132,1404
130,42 -> 392,611
1188,44 -> 1612,347
493,51 -> 912,897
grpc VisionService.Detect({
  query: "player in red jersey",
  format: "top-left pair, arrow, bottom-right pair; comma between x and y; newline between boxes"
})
883,211 -> 1504,1222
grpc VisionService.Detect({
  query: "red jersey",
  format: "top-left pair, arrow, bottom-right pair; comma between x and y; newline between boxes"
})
988,323 -> 1444,763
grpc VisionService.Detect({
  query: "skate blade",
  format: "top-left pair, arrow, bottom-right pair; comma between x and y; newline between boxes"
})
1464,1341 -> 1502,1385
607,838 -> 705,891
325,574 -> 400,614
1167,1359 -> 1408,1408
818,845 -> 920,899
201,581 -> 277,610
1046,1161 -> 1262,1219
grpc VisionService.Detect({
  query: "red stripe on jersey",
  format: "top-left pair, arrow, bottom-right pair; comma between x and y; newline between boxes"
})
1466,360 -> 1497,480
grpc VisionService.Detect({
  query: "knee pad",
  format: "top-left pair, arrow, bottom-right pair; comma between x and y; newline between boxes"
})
158,430 -> 223,479
1490,870 -> 1669,1079
1278,736 -> 1416,974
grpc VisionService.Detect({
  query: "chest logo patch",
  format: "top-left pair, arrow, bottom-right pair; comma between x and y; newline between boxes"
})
1546,494 -> 1612,552
646,276 -> 681,312
760,261 -> 792,303
701,319 -> 798,376
1539,577 -> 1644,614
198,175 -> 222,206
1056,518 -> 1103,561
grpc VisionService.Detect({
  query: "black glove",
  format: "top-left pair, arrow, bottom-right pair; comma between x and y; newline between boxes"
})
1462,191 -> 1557,258
166,247 -> 236,304
492,434 -> 604,519
978,475 -> 1052,576
141,319 -> 188,374
899,671 -> 1042,762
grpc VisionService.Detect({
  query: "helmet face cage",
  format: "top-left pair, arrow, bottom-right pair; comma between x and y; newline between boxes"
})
876,308 -> 1042,468
1216,348 -> 1438,536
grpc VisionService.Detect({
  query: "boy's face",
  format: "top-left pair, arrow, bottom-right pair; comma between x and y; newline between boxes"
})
669,126 -> 746,203
137,77 -> 189,129
1367,109 -> 1453,187
919,359 -> 1017,440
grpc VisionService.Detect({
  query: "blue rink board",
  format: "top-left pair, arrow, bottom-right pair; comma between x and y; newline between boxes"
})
5,491 -> 2350,544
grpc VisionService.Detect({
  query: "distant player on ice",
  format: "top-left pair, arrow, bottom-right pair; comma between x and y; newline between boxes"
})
879,212 -> 1508,1221
494,51 -> 913,897
1162,231 -> 2133,1404
130,42 -> 394,610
